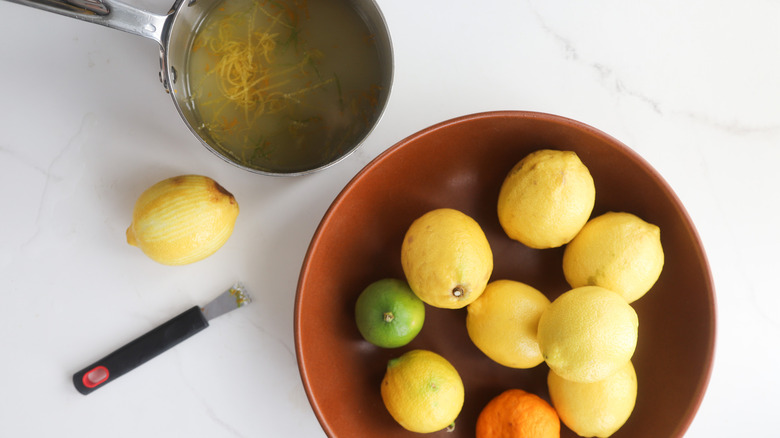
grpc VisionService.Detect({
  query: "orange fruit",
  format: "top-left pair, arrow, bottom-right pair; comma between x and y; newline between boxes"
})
476,389 -> 560,438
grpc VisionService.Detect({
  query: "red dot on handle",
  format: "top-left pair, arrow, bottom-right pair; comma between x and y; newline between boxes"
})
83,366 -> 109,388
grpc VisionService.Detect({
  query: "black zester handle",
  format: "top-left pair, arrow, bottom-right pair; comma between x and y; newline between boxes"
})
73,306 -> 209,395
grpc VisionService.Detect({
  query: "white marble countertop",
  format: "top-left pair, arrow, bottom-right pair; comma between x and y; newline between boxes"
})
0,0 -> 777,436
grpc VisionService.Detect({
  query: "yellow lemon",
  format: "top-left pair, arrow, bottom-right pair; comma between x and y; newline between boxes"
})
381,349 -> 465,433
497,149 -> 595,249
548,360 -> 637,438
563,211 -> 664,303
466,280 -> 550,368
537,286 -> 638,383
126,175 -> 239,265
401,208 -> 493,309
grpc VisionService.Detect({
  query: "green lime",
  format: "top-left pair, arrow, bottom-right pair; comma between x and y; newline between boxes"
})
355,278 -> 425,348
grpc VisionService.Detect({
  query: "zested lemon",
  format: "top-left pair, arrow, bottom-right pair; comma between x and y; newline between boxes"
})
466,280 -> 550,369
381,349 -> 464,433
537,286 -> 638,383
401,208 -> 493,309
126,175 -> 239,265
497,149 -> 595,249
548,360 -> 638,438
563,211 -> 664,303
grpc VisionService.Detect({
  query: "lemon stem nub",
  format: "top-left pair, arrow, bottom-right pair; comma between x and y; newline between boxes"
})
452,286 -> 464,298
383,312 -> 394,323
446,422 -> 456,432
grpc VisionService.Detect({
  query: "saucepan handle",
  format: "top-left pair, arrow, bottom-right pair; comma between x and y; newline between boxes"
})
2,0 -> 174,45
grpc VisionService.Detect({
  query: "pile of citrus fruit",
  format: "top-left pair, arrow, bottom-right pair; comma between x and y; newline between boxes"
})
353,149 -> 664,437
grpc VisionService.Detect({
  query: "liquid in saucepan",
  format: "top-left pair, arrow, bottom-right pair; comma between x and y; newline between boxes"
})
186,0 -> 385,173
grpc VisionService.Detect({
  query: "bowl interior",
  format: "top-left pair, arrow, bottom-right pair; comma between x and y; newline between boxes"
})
295,111 -> 715,437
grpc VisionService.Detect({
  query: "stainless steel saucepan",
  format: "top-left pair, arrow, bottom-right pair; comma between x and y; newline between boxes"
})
3,0 -> 394,175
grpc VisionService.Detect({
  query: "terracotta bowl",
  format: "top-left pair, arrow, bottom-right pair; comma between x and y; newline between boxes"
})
294,111 -> 716,437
